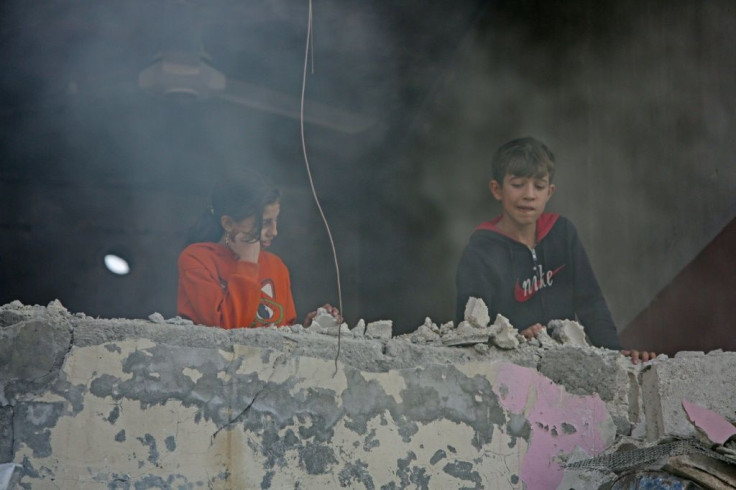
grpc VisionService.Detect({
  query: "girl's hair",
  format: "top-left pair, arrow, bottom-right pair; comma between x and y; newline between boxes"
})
491,137 -> 556,184
186,169 -> 281,245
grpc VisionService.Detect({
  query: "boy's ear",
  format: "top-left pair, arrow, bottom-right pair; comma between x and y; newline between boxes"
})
548,183 -> 556,198
489,179 -> 503,201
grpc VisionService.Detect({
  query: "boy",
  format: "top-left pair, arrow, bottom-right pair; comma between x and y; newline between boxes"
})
455,137 -> 655,363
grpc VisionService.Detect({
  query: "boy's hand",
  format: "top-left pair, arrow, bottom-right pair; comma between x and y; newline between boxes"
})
520,323 -> 545,339
303,304 -> 342,327
621,349 -> 657,365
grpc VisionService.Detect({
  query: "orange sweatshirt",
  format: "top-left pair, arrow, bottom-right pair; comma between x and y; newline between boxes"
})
177,242 -> 297,329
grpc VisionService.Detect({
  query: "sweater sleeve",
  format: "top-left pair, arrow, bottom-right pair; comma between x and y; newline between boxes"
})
178,252 -> 262,329
568,224 -> 622,349
455,243 -> 495,324
282,266 -> 297,325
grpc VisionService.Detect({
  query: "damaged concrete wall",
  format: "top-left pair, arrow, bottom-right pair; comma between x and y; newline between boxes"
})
1,301 -> 735,489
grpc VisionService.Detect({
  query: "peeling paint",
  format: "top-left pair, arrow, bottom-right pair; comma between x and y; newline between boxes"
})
338,460 -> 375,489
496,363 -> 614,488
14,402 -> 64,458
442,460 -> 482,489
429,449 -> 446,465
136,434 -> 159,465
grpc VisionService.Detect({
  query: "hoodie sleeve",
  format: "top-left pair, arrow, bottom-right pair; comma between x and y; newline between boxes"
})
177,249 -> 262,329
568,224 -> 622,349
455,241 -> 496,324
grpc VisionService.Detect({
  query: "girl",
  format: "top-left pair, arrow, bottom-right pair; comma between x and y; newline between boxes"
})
177,169 -> 339,328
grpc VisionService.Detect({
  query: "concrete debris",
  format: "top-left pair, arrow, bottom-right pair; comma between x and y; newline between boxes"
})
396,299 -> 600,352
562,403 -> 736,489
675,351 -> 706,358
351,319 -> 366,337
439,320 -> 454,336
306,307 -> 351,337
310,307 -> 340,329
474,343 -> 490,354
148,312 -> 166,324
442,321 -> 490,346
365,320 -> 392,340
535,328 -> 558,349
148,312 -> 193,326
463,297 -> 490,328
165,316 -> 194,326
410,320 -> 441,344
547,319 -> 590,347
488,314 -> 521,350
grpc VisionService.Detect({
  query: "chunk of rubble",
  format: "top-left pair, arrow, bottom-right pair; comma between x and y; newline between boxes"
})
365,320 -> 392,340
420,317 -> 439,332
308,322 -> 351,337
439,321 -> 454,336
488,314 -> 520,350
474,343 -> 490,354
411,318 -> 442,344
442,321 -> 490,346
166,316 -> 194,326
148,312 -> 166,324
547,319 -> 590,347
351,319 -> 366,337
463,297 -> 490,328
307,308 -> 350,337
532,328 -> 556,349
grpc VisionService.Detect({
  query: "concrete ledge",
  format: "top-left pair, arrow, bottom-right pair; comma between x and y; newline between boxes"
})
1,301 -> 734,489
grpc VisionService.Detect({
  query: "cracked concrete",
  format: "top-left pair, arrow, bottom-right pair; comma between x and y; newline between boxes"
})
1,300 -> 735,489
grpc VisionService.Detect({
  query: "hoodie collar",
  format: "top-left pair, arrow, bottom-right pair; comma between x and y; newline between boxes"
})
474,213 -> 560,244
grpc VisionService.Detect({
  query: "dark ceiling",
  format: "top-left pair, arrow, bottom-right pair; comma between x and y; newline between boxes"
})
2,0 -> 735,340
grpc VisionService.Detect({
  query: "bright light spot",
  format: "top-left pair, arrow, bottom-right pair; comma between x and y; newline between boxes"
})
104,254 -> 130,275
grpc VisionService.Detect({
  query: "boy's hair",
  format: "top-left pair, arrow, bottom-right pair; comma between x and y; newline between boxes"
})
491,137 -> 556,184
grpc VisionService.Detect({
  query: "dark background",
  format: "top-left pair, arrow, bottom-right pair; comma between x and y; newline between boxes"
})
1,0 -> 735,351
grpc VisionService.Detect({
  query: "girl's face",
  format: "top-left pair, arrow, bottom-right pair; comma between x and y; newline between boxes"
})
260,202 -> 280,248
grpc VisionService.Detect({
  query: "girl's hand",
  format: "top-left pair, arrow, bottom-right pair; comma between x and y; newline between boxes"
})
228,231 -> 261,263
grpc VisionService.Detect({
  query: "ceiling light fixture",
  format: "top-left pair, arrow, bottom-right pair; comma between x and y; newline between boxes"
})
104,253 -> 131,276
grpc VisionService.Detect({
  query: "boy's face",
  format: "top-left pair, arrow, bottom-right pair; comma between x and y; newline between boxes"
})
489,173 -> 555,228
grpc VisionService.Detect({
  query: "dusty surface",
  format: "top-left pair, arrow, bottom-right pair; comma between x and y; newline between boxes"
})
1,300 -> 734,489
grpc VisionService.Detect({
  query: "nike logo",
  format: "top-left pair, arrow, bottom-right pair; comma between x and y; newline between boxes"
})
514,265 -> 565,302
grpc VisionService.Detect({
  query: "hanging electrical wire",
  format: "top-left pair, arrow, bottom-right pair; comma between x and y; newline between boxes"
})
299,0 -> 345,370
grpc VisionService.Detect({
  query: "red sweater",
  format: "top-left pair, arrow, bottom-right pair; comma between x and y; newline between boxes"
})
177,242 -> 297,329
